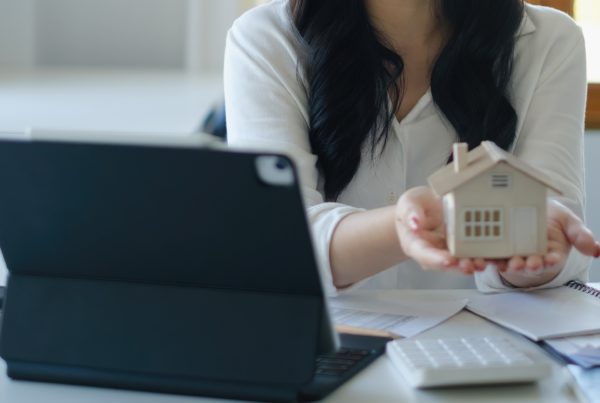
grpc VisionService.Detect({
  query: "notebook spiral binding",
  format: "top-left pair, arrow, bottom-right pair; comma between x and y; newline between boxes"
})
565,280 -> 600,298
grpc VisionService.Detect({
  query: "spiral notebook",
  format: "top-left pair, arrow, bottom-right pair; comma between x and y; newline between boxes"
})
466,281 -> 600,341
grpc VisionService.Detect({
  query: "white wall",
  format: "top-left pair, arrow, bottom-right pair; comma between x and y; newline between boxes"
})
35,0 -> 188,69
186,1 -> 242,72
0,0 -> 244,73
0,0 -> 35,68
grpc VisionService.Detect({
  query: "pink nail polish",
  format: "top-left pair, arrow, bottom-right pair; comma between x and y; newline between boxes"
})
409,216 -> 419,231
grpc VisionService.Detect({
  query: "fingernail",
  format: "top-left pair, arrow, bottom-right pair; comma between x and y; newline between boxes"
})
409,215 -> 419,231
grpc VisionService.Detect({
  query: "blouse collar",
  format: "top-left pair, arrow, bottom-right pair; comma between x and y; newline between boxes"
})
518,6 -> 537,37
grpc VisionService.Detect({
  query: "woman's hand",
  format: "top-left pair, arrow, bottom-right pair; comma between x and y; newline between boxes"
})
395,186 -> 486,275
396,186 -> 600,283
498,200 -> 600,287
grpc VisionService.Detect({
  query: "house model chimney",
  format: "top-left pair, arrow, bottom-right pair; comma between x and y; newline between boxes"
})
453,143 -> 468,173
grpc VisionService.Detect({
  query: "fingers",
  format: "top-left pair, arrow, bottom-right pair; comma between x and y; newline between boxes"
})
507,255 -> 545,270
455,258 -> 488,275
473,258 -> 488,272
397,186 -> 443,231
489,259 -> 508,273
525,255 -> 544,271
508,256 -> 525,271
396,187 -> 462,272
544,250 -> 564,268
458,259 -> 475,275
549,201 -> 600,258
405,237 -> 458,270
490,252 -> 558,284
406,205 -> 425,232
396,220 -> 463,272
565,220 -> 599,256
545,224 -> 569,268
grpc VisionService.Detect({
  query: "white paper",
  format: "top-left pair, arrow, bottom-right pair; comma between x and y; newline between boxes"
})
567,365 -> 600,403
547,334 -> 600,368
329,295 -> 467,338
466,287 -> 600,341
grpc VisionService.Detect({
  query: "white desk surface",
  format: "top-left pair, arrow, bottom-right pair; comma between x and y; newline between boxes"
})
0,289 -> 582,403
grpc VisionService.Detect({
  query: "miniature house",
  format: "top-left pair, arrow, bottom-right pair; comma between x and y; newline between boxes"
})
428,141 -> 562,259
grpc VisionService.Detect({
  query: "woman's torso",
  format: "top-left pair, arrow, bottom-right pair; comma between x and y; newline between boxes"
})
226,0 -> 586,290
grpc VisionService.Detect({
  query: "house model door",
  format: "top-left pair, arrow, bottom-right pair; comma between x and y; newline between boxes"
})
512,207 -> 538,255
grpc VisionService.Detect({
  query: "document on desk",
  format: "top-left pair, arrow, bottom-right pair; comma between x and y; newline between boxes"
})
545,334 -> 600,368
566,365 -> 600,403
466,284 -> 600,341
329,296 -> 467,338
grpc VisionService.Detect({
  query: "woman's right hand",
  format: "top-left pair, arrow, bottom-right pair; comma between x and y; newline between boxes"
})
395,186 -> 487,275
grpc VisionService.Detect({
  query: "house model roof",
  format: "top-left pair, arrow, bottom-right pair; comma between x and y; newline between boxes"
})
428,141 -> 563,197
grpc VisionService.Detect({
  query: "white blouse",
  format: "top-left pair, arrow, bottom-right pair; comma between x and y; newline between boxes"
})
225,0 -> 590,295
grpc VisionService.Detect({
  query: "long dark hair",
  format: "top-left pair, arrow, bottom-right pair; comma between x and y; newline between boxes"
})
291,0 -> 523,201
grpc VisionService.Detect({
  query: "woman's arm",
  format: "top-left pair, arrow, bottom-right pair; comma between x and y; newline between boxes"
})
329,206 -> 407,288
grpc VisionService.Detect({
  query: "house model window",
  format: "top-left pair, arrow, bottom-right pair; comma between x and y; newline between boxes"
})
462,208 -> 503,240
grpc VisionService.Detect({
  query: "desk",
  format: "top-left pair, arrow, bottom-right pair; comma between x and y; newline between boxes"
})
0,289 -> 580,403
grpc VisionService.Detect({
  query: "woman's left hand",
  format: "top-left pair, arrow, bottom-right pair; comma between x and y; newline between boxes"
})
497,200 -> 600,287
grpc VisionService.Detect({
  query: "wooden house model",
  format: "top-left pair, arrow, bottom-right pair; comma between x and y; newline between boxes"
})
428,141 -> 562,259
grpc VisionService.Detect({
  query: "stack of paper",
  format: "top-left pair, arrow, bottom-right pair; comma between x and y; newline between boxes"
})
545,334 -> 600,368
329,296 -> 467,338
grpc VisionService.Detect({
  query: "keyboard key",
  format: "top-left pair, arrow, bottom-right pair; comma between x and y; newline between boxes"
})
313,346 -> 379,379
317,358 -> 356,366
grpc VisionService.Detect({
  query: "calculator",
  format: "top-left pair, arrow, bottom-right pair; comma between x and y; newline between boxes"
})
387,336 -> 551,388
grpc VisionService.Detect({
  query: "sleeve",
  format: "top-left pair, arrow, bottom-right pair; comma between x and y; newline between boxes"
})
224,11 -> 364,296
475,24 -> 590,293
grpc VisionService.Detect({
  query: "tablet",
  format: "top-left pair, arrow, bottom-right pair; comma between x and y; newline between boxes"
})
0,131 -> 338,402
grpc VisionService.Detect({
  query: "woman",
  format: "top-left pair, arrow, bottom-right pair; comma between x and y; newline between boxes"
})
225,0 -> 600,295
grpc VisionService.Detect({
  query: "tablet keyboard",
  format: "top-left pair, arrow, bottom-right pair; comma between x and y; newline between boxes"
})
299,334 -> 390,401
315,347 -> 371,376
387,336 -> 551,388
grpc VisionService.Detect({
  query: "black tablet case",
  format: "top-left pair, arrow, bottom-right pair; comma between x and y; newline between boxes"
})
0,140 -> 333,402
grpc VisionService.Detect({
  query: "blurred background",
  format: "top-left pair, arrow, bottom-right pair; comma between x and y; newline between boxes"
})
0,0 -> 264,133
0,0 -> 598,281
